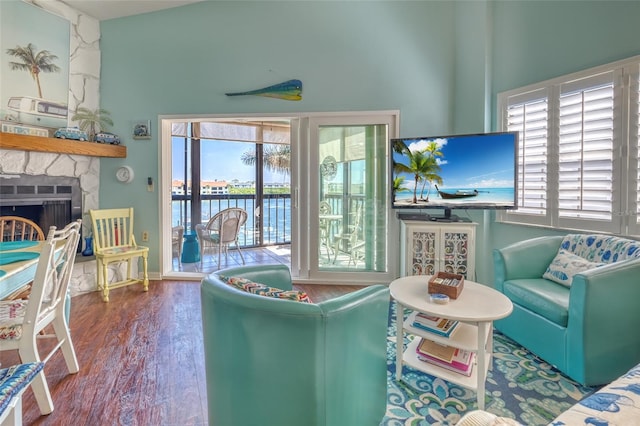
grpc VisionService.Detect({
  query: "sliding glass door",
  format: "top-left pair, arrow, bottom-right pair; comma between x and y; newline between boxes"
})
161,112 -> 398,283
294,113 -> 398,284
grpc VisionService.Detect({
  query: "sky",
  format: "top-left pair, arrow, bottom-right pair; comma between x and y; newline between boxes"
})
172,138 -> 288,184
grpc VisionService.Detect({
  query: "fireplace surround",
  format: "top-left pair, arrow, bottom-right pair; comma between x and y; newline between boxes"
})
0,174 -> 82,249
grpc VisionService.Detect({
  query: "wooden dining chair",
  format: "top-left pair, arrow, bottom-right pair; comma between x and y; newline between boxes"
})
0,220 -> 81,415
89,208 -> 149,302
0,216 -> 45,242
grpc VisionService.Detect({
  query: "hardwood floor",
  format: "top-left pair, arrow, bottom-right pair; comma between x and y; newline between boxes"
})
1,280 -> 362,425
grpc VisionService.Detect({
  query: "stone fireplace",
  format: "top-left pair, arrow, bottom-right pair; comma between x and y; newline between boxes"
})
0,151 -> 100,296
0,174 -> 83,250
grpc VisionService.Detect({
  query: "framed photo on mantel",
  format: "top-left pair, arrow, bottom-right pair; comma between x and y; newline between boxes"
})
133,120 -> 151,140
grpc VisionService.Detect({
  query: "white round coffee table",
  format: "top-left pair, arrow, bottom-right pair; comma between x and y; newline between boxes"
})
389,275 -> 513,410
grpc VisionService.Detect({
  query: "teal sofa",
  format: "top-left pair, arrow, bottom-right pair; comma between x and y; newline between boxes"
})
200,264 -> 390,426
493,234 -> 640,386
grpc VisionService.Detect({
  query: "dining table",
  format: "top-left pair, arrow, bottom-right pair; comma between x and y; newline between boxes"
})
0,240 -> 44,300
0,240 -> 72,323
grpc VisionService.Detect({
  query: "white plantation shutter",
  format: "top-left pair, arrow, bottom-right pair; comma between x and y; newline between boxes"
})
557,73 -> 617,230
501,89 -> 550,225
498,57 -> 639,235
632,68 -> 640,234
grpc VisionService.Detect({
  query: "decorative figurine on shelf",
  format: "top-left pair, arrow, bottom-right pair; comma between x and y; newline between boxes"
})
71,107 -> 114,142
82,235 -> 94,256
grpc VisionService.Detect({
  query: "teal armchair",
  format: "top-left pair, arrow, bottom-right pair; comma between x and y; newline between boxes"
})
493,235 -> 640,386
201,264 -> 390,426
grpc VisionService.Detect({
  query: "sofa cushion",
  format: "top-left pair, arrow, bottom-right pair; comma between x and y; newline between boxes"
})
218,275 -> 311,303
561,234 -> 640,263
551,361 -> 640,425
502,279 -> 569,327
543,249 -> 605,287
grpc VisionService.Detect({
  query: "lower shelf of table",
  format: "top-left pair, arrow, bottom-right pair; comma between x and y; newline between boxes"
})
401,337 -> 491,391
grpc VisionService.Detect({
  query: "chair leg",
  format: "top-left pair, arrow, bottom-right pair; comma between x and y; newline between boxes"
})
18,347 -> 53,415
52,316 -> 80,374
235,240 -> 246,265
141,253 -> 149,291
29,371 -> 53,415
4,393 -> 22,425
101,261 -> 110,302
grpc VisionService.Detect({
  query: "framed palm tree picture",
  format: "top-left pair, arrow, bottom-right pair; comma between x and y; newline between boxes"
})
0,1 -> 70,135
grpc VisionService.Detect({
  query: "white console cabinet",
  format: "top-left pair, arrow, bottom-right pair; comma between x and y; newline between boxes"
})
400,220 -> 477,279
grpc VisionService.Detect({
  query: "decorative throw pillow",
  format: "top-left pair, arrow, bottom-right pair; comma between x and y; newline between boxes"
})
218,275 -> 311,303
543,249 -> 605,287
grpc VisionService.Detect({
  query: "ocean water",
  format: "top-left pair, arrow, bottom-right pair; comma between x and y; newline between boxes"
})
395,187 -> 514,206
172,198 -> 292,245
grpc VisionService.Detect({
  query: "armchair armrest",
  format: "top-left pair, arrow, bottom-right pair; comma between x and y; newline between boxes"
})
317,284 -> 390,426
567,258 -> 640,384
493,236 -> 564,290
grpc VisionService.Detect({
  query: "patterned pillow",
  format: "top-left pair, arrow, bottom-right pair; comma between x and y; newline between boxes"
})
0,300 -> 27,340
218,275 -> 311,303
543,249 -> 605,287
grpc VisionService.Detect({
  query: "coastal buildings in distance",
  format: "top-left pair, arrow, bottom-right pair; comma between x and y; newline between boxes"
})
171,179 -> 289,195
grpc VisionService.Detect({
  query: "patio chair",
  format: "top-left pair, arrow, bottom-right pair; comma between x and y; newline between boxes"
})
172,225 -> 184,265
318,201 -> 333,261
89,208 -> 149,302
332,206 -> 364,266
0,216 -> 45,242
196,208 -> 248,268
0,220 -> 81,415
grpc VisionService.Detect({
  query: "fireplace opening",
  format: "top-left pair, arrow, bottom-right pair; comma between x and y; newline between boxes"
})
0,174 -> 82,251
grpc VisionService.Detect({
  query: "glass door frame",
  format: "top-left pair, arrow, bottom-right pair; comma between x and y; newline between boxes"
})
294,111 -> 400,284
159,111 -> 399,284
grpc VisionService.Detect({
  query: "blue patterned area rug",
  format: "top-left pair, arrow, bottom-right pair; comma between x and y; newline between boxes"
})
382,302 -> 597,425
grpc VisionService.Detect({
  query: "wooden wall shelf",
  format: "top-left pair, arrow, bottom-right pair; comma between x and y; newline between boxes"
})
0,132 -> 126,158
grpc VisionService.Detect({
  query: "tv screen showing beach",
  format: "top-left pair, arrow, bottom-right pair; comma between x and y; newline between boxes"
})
391,132 -> 518,210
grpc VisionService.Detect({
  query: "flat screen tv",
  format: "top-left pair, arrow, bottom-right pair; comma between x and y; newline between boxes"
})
391,131 -> 518,222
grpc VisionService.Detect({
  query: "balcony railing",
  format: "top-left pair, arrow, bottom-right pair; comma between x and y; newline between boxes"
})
172,193 -> 365,250
172,193 -> 291,247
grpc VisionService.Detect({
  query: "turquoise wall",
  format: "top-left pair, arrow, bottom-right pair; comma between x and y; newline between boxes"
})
99,0 -> 640,281
99,1 -> 457,273
484,0 -> 640,284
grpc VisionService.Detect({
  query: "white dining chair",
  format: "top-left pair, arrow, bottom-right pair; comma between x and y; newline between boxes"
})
0,220 -> 81,415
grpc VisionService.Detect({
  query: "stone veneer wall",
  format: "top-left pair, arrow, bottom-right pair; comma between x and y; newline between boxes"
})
1,0 -> 102,296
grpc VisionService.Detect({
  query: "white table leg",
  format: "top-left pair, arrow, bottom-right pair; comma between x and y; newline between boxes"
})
477,321 -> 488,410
396,303 -> 404,380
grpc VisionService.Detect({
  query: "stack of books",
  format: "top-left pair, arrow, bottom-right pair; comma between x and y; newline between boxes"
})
415,338 -> 475,376
411,312 -> 459,338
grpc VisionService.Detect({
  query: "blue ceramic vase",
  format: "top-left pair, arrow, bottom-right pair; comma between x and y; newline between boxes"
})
82,236 -> 94,256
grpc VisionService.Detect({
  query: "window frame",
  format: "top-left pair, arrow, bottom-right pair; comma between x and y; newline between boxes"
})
497,55 -> 640,236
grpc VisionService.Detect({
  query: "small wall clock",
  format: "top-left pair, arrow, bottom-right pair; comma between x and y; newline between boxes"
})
116,165 -> 134,183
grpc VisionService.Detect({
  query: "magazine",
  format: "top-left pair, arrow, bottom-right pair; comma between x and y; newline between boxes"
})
411,312 -> 459,338
416,338 -> 475,376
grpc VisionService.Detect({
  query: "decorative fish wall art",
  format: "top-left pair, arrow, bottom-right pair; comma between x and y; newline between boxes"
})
225,79 -> 302,101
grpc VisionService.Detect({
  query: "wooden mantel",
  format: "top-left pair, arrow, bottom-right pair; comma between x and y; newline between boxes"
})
0,132 -> 126,158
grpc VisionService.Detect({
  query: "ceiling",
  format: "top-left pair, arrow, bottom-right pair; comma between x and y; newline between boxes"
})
62,0 -> 205,21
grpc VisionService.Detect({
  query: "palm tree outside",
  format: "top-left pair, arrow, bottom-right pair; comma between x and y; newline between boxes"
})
71,107 -> 113,141
6,43 -> 60,99
241,144 -> 291,176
